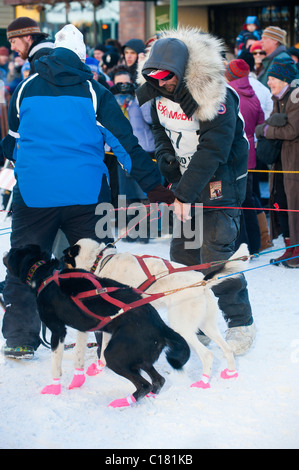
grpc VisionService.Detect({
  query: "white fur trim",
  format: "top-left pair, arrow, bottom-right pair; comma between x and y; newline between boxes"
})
138,27 -> 227,121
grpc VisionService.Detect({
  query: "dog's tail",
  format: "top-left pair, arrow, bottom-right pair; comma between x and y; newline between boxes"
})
164,326 -> 190,370
204,243 -> 250,288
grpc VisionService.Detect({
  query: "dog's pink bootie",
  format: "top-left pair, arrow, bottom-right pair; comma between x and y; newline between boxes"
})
220,368 -> 238,380
108,394 -> 136,408
86,360 -> 105,376
68,369 -> 85,389
41,379 -> 61,395
190,374 -> 210,389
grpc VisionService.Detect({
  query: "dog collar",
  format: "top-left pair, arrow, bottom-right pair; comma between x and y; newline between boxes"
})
26,260 -> 46,286
90,252 -> 103,273
90,243 -> 116,273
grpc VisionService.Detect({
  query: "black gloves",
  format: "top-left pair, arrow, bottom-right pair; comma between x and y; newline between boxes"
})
255,123 -> 266,139
147,184 -> 175,204
266,113 -> 288,127
158,153 -> 181,183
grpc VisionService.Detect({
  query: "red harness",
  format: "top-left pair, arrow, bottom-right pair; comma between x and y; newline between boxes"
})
28,251 -> 240,332
133,255 -> 214,291
36,269 -> 166,331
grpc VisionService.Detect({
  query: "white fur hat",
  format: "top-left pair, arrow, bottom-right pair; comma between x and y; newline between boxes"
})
54,24 -> 86,61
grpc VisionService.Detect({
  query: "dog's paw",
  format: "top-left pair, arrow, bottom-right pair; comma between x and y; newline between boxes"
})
68,370 -> 86,390
220,368 -> 238,380
108,394 -> 136,408
86,360 -> 105,376
41,380 -> 61,395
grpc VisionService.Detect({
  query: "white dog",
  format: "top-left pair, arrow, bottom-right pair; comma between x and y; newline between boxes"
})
64,239 -> 250,389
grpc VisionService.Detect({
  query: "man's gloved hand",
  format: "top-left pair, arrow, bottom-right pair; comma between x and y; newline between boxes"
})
266,113 -> 288,127
158,153 -> 181,183
147,184 -> 175,204
255,123 -> 267,139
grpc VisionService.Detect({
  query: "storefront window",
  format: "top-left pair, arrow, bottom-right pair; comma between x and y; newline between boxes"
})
43,1 -> 119,46
209,3 -> 297,51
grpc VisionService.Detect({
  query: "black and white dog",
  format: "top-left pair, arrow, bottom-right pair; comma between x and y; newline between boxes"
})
3,245 -> 190,408
64,240 -> 250,388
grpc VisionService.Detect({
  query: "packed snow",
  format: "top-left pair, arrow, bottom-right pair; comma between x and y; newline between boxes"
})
0,216 -> 298,450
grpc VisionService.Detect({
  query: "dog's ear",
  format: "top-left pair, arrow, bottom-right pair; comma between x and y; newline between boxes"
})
63,245 -> 80,268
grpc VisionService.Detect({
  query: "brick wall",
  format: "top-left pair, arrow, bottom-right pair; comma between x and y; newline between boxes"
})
118,1 -> 146,45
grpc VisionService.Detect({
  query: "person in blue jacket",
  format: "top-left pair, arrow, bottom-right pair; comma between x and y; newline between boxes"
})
0,24 -> 174,359
236,16 -> 262,55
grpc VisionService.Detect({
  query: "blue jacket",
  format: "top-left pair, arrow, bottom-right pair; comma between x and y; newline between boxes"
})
2,48 -> 160,207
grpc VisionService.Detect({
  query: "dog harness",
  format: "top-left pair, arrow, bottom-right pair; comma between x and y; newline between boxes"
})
133,255 -> 213,291
100,252 -> 248,292
30,267 -> 167,331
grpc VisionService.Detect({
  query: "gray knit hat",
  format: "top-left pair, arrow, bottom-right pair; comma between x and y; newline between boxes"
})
262,26 -> 287,45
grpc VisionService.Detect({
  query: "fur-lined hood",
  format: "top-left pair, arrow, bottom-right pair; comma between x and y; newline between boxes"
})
137,27 -> 227,122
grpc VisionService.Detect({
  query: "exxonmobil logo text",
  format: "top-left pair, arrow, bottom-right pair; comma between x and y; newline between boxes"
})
157,101 -> 193,121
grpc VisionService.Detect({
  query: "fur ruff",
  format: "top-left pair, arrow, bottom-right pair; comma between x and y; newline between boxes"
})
137,27 -> 227,121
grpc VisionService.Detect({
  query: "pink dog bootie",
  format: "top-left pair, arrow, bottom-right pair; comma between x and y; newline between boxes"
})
86,360 -> 105,376
108,394 -> 136,408
190,374 -> 211,389
41,378 -> 61,395
68,368 -> 86,389
220,368 -> 238,379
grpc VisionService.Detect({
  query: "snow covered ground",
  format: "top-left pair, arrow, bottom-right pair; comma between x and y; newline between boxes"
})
0,217 -> 298,450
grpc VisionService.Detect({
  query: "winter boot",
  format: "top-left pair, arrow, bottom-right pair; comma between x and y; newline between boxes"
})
2,344 -> 34,359
270,238 -> 293,266
225,322 -> 256,355
282,246 -> 299,268
257,212 -> 273,252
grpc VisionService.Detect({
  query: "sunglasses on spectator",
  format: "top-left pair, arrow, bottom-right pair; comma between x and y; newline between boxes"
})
160,71 -> 175,81
252,51 -> 266,56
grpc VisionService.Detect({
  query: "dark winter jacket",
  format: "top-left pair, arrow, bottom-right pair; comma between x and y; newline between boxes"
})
1,48 -> 160,208
136,27 -> 249,211
27,37 -> 55,75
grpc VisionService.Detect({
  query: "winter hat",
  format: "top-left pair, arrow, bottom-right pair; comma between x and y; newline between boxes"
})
102,52 -> 120,69
122,39 -> 145,55
225,59 -> 250,81
94,43 -> 106,53
85,57 -> 99,73
238,50 -> 255,72
249,40 -> 264,53
267,57 -> 297,84
7,17 -> 48,39
54,24 -> 86,61
0,46 -> 9,56
262,26 -> 287,45
245,16 -> 260,27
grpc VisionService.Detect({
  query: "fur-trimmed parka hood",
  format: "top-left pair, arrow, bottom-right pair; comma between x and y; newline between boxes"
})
136,27 -> 227,121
